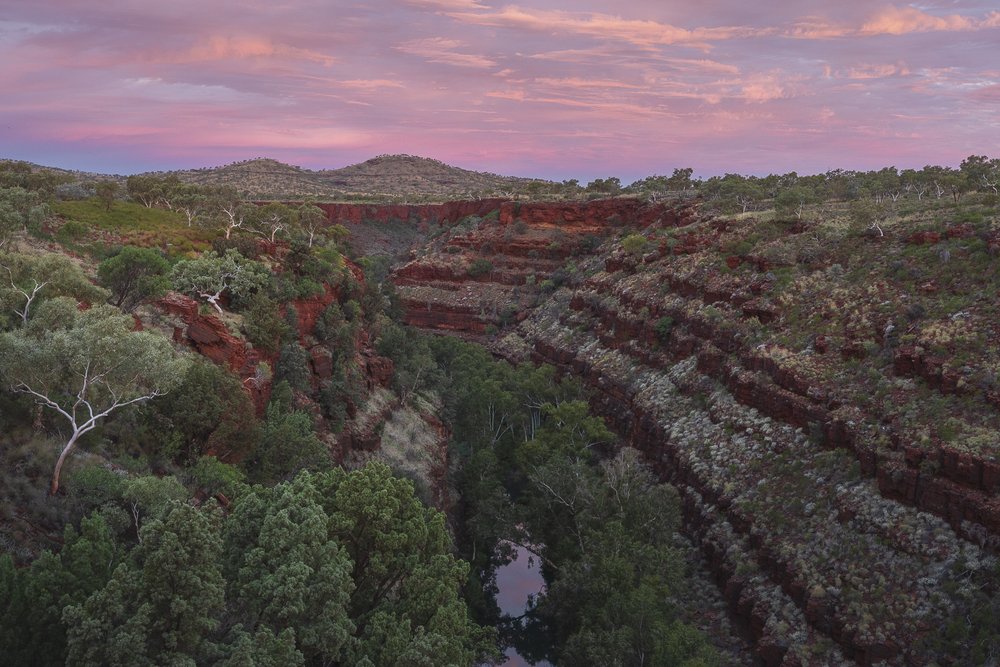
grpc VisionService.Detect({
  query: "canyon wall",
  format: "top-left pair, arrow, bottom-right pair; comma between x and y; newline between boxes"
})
353,194 -> 999,665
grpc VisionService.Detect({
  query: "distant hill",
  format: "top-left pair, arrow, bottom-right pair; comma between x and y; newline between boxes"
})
316,154 -> 541,199
158,158 -> 333,198
152,154 -> 547,200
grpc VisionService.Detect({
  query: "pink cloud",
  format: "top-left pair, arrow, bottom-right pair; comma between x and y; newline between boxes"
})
176,35 -> 336,66
861,6 -> 982,35
395,37 -> 497,68
337,79 -> 405,90
740,75 -> 788,103
842,62 -> 910,80
444,6 -> 766,50
533,77 -> 643,90
1,0 -> 998,181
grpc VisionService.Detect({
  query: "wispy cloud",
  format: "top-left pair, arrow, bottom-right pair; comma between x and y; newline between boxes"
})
444,6 -> 765,50
860,6 -> 1000,36
841,62 -> 910,80
1,0 -> 998,179
395,37 -> 496,68
182,35 -> 335,65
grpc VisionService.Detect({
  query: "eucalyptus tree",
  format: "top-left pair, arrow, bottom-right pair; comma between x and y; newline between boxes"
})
0,251 -> 108,327
0,305 -> 188,494
170,248 -> 271,315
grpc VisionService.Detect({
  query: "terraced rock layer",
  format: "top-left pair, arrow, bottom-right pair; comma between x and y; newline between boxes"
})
388,197 -> 698,338
376,196 -> 998,664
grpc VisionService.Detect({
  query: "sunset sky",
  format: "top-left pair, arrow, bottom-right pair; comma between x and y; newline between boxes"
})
1,1 -> 998,181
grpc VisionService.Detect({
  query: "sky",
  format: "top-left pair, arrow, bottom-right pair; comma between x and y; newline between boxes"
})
1,1 -> 998,182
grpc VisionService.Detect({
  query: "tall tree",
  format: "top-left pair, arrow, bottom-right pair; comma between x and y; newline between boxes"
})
253,202 -> 294,243
64,502 -> 226,665
97,246 -> 170,312
0,305 -> 188,494
171,248 -> 271,314
224,474 -> 355,664
94,181 -> 118,212
0,251 -> 108,327
297,203 -> 328,247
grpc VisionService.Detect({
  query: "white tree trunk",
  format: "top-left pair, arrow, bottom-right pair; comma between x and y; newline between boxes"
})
50,430 -> 84,495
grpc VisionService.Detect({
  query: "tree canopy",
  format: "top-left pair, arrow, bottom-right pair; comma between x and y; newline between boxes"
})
0,305 -> 189,493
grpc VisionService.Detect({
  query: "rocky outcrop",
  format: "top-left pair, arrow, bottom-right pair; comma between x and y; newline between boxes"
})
318,199 -> 506,226
497,289 -> 994,666
153,254 -> 391,428
390,198 -> 699,337
496,197 -> 692,229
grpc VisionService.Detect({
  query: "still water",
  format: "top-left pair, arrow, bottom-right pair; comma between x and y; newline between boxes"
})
494,542 -> 553,667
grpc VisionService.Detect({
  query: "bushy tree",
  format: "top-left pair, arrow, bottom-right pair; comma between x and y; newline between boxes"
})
241,293 -> 289,354
248,401 -> 329,483
64,502 -> 225,665
171,248 -> 271,314
0,514 -> 121,664
774,186 -> 816,221
0,251 -> 109,327
0,305 -> 188,493
97,245 -> 170,312
146,358 -> 259,463
94,181 -> 118,212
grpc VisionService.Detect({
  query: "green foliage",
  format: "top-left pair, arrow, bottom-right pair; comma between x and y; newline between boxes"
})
94,181 -> 118,212
52,199 -> 215,254
468,257 -> 493,277
0,305 -> 189,493
621,233 -> 649,256
219,465 -> 498,664
0,185 -> 50,245
419,335 -> 716,664
376,320 -> 441,403
212,234 -> 262,259
187,456 -> 246,497
654,315 -> 674,344
274,342 -> 312,392
315,301 -> 356,351
171,248 -> 272,314
517,400 -> 614,468
848,199 -> 887,235
774,186 -> 816,220
525,450 -> 715,666
241,293 -> 289,354
0,250 -> 109,327
144,358 -> 259,464
0,513 -> 122,664
55,220 -> 88,243
248,403 -> 330,484
97,245 -> 170,312
64,501 -> 225,665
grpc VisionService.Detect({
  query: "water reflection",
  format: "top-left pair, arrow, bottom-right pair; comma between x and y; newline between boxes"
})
494,542 -> 553,667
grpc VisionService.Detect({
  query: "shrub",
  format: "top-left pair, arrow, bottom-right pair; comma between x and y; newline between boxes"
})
468,258 -> 493,277
654,316 -> 674,343
621,233 -> 648,256
275,342 -> 311,391
212,236 -> 260,259
56,220 -> 88,242
241,294 -> 288,354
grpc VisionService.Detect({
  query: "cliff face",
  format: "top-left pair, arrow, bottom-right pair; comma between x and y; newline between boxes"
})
389,198 -> 698,338
485,205 -> 999,666
318,199 -> 506,227
151,256 -> 392,443
166,195 -> 996,663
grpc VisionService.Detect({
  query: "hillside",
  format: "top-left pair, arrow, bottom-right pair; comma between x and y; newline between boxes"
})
3,156 -> 1000,665
154,154 -> 546,200
390,194 -> 1000,664
4,154 -> 551,200
316,154 -> 541,199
